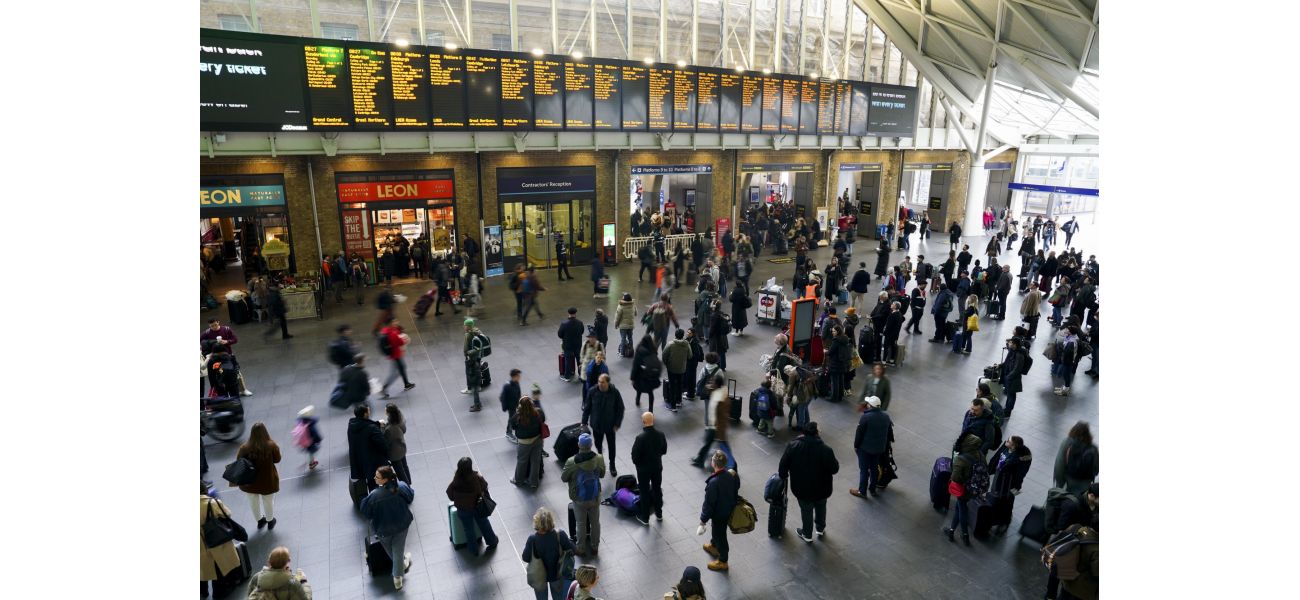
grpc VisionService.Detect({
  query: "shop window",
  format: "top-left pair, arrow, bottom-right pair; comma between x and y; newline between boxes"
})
219,14 -> 253,32
321,22 -> 359,41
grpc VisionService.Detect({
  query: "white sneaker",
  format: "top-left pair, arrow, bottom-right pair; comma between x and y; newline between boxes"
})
240,390 -> 254,397
393,576 -> 403,590
403,553 -> 412,572
459,388 -> 472,394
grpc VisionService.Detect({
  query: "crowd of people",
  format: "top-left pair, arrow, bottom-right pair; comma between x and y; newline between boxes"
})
201,208 -> 1098,599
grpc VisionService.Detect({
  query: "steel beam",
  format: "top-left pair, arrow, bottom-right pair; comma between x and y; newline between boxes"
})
862,16 -> 873,80
1007,0 -> 1092,26
308,0 -> 321,37
1002,46 -> 1096,117
249,0 -> 260,32
842,0 -> 854,77
464,0 -> 472,46
938,94 -> 976,153
415,0 -> 424,44
776,0 -> 786,70
626,0 -> 632,59
749,1 -> 756,68
821,0 -> 832,76
552,0 -> 559,53
366,0 -> 376,41
798,0 -> 807,73
691,0 -> 699,64
510,0 -> 519,51
1003,0 -> 1078,66
659,0 -> 667,62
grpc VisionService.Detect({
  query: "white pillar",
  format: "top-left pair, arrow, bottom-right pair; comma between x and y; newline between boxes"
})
964,159 -> 990,235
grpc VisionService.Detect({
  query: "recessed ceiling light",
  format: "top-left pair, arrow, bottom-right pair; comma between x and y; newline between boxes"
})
676,59 -> 687,68
762,68 -> 772,74
445,42 -> 459,50
734,65 -> 744,72
532,48 -> 544,56
643,57 -> 654,65
572,51 -> 584,60
394,38 -> 409,48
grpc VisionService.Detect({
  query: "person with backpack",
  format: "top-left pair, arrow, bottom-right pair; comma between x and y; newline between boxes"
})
928,284 -> 956,343
332,353 -> 371,409
348,404 -> 389,493
246,546 -> 313,599
850,396 -> 892,499
662,329 -> 692,412
1053,421 -> 1099,495
1044,483 -> 1099,600
377,317 -> 415,399
293,405 -> 323,471
614,293 -> 638,356
1000,337 -> 1028,418
683,328 -> 706,401
1047,278 -> 1071,328
648,294 -> 681,350
631,411 -> 668,526
349,254 -> 369,306
360,465 -> 415,590
751,376 -> 778,438
579,327 -> 605,391
327,324 -> 359,370
500,369 -> 523,442
561,433 -> 607,557
697,449 -> 740,572
581,374 -> 626,477
777,421 -> 840,543
446,457 -> 501,556
520,266 -> 546,325
237,422 -> 282,531
631,334 -> 663,411
825,326 -> 853,403
381,403 -> 410,484
1051,324 -> 1087,397
510,397 -> 548,488
944,433 -> 989,547
557,308 -> 585,382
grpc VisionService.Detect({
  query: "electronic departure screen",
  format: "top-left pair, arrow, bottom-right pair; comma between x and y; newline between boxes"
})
740,75 -> 762,132
532,58 -> 563,129
834,81 -> 852,135
500,56 -> 532,129
781,77 -> 801,134
673,69 -> 697,131
799,79 -> 819,134
621,65 -> 648,130
761,76 -> 781,133
593,61 -> 621,129
849,82 -> 871,136
465,52 -> 501,128
304,44 -> 351,128
390,50 -> 430,128
815,80 -> 835,134
200,34 -> 308,131
428,52 -> 466,128
648,67 -> 673,131
717,72 -> 741,132
867,83 -> 918,135
348,47 -> 392,129
564,60 -> 595,129
695,70 -> 719,131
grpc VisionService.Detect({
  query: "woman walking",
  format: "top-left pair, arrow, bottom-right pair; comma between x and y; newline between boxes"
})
728,283 -> 751,336
511,397 -> 547,488
522,506 -> 577,600
383,403 -> 410,484
237,422 -> 281,530
446,457 -> 501,555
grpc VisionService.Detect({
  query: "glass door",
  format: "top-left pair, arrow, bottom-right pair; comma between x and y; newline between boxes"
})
524,204 -> 553,267
570,199 -> 594,264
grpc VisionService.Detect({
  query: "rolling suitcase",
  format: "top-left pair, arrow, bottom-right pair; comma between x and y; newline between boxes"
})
366,532 -> 395,574
929,457 -> 953,512
1018,276 -> 1030,294
894,343 -> 906,366
566,501 -> 592,547
228,297 -> 251,324
836,289 -> 849,305
972,494 -> 997,539
558,353 -> 567,377
449,501 -> 478,549
990,492 -> 1015,530
211,541 -> 252,597
413,289 -> 435,318
767,489 -> 788,539
727,379 -> 742,422
349,478 -> 368,509
1019,505 -> 1050,544
553,423 -> 590,464
479,361 -> 491,388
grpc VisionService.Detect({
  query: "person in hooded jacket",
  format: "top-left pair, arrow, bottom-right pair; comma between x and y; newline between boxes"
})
614,293 -> 638,356
348,404 -> 390,493
631,334 -> 664,411
663,566 -> 707,600
1053,421 -> 1099,495
944,434 -> 986,546
562,434 -> 608,556
245,546 -> 312,600
999,338 -> 1026,418
360,465 -> 415,589
778,421 -> 840,543
825,326 -> 853,403
957,399 -> 998,457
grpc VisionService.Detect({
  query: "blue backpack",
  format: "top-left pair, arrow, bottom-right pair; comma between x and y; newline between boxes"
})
755,389 -> 771,414
763,473 -> 786,504
574,467 -> 602,502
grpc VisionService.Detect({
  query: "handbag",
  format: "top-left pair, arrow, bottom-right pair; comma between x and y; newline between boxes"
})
541,422 -> 551,439
476,490 -> 498,517
556,531 -> 576,581
201,501 -> 248,548
948,480 -> 966,498
525,553 -> 548,589
222,457 -> 257,486
966,314 -> 980,332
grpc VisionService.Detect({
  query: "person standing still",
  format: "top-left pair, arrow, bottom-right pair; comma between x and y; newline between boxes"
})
698,450 -> 739,572
463,318 -> 487,411
777,421 -> 840,543
382,403 -> 410,484
557,308 -> 585,382
237,422 -> 282,530
561,434 -> 607,556
581,374 -> 626,477
630,411 -> 668,526
360,465 -> 415,589
445,457 -> 501,556
850,396 -> 892,498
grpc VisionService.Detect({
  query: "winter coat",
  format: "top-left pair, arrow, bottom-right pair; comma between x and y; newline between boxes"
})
360,481 -> 415,537
338,363 -> 370,406
862,375 -> 891,411
579,341 -> 605,381
826,335 -> 853,374
347,417 -> 389,480
705,387 -> 730,441
849,269 -> 871,293
380,326 -> 407,360
631,425 -> 669,472
700,468 -> 740,525
999,348 -> 1025,394
446,473 -> 490,510
708,311 -> 730,353
500,380 -> 522,414
959,406 -> 997,455
246,567 -> 313,600
328,336 -> 358,368
932,289 -> 955,317
199,496 -> 241,582
631,343 -> 663,392
1022,288 -> 1043,317
778,434 -> 840,501
662,339 -> 691,375
854,408 -> 893,455
582,384 -> 626,433
236,442 -> 282,496
869,300 -> 890,332
988,444 -> 1032,497
1053,437 -> 1100,494
883,310 -> 904,339
614,300 -> 637,330
950,435 -> 983,486
512,407 -> 546,440
874,243 -> 891,277
557,317 -> 585,354
383,420 -> 407,462
561,450 -> 607,501
729,287 -> 752,330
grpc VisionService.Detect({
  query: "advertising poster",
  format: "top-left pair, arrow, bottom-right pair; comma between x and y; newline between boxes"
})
715,218 -> 731,255
483,225 -> 504,277
504,229 -> 524,257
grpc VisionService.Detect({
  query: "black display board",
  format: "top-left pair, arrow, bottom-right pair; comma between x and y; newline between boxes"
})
800,79 -> 820,135
593,60 -> 621,129
718,72 -> 741,132
695,69 -> 720,132
500,56 -> 533,129
866,83 -> 919,135
620,64 -> 649,130
564,60 -> 595,129
760,76 -> 781,133
303,43 -> 351,128
781,77 -> 801,134
648,67 -> 674,131
464,51 -> 501,128
390,50 -> 430,128
849,82 -> 871,136
834,81 -> 852,135
740,75 -> 763,133
532,57 -> 564,129
429,52 -> 466,128
348,46 -> 393,129
672,69 -> 697,131
200,33 -> 308,131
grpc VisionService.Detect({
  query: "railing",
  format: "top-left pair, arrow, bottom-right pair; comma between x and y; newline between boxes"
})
621,233 -> 714,260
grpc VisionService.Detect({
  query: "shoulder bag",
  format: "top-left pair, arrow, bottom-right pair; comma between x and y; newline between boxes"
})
202,501 -> 248,548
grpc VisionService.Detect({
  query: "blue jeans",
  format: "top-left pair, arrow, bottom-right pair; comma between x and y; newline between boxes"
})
1051,304 -> 1062,323
378,529 -> 409,579
857,449 -> 881,493
534,578 -> 568,600
619,329 -> 633,353
794,402 -> 810,430
455,505 -> 499,550
949,497 -> 970,533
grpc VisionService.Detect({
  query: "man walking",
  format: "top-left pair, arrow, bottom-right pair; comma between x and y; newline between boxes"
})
850,396 -> 893,499
662,330 -> 691,412
948,220 -> 962,251
777,421 -> 840,543
519,266 -> 545,325
698,449 -> 739,572
557,307 -> 585,382
581,374 -> 626,477
929,284 -> 955,343
848,262 -> 871,312
691,374 -> 731,468
462,318 -> 488,411
561,433 -> 606,557
630,411 -> 668,526
328,324 -> 359,369
347,404 -> 389,493
378,317 -> 415,398
1062,217 -> 1080,247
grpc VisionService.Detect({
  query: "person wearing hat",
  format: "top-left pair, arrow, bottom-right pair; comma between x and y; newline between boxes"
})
561,432 -> 607,556
777,421 -> 840,543
851,396 -> 893,498
697,449 -> 739,572
663,566 -> 706,600
557,308 -> 585,382
294,405 -> 323,470
462,318 -> 488,411
579,326 -> 605,391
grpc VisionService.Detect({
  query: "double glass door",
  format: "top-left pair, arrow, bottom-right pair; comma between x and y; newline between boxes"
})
502,198 -> 594,272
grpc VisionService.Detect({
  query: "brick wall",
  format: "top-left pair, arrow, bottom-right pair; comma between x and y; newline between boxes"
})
828,150 -> 902,229
902,149 -> 971,228
200,156 -> 318,275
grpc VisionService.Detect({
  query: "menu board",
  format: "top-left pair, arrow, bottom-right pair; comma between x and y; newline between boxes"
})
465,52 -> 500,128
834,81 -> 852,135
799,79 -> 820,134
200,34 -> 309,131
390,50 -> 430,128
760,76 -> 781,133
348,47 -> 392,129
621,65 -> 648,130
648,67 -> 673,131
717,72 -> 741,132
849,82 -> 871,136
429,52 -> 466,128
564,60 -> 595,129
593,61 -> 621,129
532,58 -> 563,129
672,69 -> 697,131
500,56 -> 532,129
781,77 -> 801,134
867,83 -> 918,135
815,80 -> 836,134
740,75 -> 762,132
304,44 -> 351,128
695,70 -> 719,131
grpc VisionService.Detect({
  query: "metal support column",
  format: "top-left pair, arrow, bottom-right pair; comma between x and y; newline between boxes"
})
510,0 -> 519,51
798,0 -> 807,73
775,0 -> 785,71
691,0 -> 699,65
659,0 -> 667,62
591,0 -> 597,55
366,0 -> 376,41
841,0 -> 853,77
748,1 -> 756,68
720,0 -> 727,67
415,0 -> 424,44
626,0 -> 633,59
821,0 -> 831,76
308,0 -> 321,37
862,17 -> 872,80
552,0 -> 559,53
249,0 -> 260,32
464,0 -> 473,46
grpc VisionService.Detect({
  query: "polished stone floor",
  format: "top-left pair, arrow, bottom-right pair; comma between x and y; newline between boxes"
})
200,226 -> 1099,599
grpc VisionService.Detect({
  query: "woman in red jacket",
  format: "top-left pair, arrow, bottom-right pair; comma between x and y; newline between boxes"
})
379,317 -> 415,398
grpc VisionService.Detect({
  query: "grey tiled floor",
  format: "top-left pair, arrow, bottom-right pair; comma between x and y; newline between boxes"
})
201,227 -> 1098,599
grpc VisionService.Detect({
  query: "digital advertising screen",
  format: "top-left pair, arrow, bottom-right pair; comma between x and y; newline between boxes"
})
200,33 -> 309,131
866,83 -> 919,136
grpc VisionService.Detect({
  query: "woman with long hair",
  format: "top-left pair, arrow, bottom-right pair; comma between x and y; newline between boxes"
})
383,403 -> 410,483
237,422 -> 282,530
445,457 -> 501,555
511,397 -> 547,488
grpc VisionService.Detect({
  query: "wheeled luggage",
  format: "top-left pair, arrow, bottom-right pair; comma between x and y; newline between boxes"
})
349,478 -> 368,509
557,353 -> 567,377
596,277 -> 611,294
1019,505 -> 1050,544
228,296 -> 252,324
566,501 -> 593,547
930,457 -> 953,512
211,541 -> 252,596
1018,275 -> 1030,294
972,494 -> 997,538
413,289 -> 435,318
553,423 -> 590,464
943,321 -> 959,342
479,361 -> 491,388
366,532 -> 394,574
449,501 -> 478,549
727,379 -> 742,422
836,289 -> 849,305
766,478 -> 788,539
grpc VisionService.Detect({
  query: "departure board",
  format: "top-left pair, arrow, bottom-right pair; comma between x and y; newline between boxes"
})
532,58 -> 563,129
799,79 -> 819,134
564,61 -> 594,129
304,44 -> 351,128
760,76 -> 781,133
348,47 -> 392,129
648,67 -> 673,131
740,75 -> 762,132
781,77 -> 801,133
499,57 -> 532,128
390,50 -> 430,128
849,82 -> 870,136
695,70 -> 719,131
428,52 -> 466,128
815,80 -> 836,134
672,69 -> 697,131
621,65 -> 648,130
834,81 -> 852,135
867,83 -> 918,135
593,61 -> 621,129
200,34 -> 308,131
465,52 -> 500,128
717,72 -> 741,132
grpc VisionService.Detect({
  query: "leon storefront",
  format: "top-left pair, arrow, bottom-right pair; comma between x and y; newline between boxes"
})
336,170 -> 458,282
200,174 -> 295,284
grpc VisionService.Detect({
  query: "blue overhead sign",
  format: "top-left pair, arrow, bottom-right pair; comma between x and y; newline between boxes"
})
1009,182 -> 1099,196
630,164 -> 713,175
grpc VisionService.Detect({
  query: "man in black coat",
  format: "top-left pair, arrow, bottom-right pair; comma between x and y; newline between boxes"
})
948,221 -> 962,250
940,251 -> 957,285
500,368 -> 523,441
994,265 -> 1013,320
825,327 -> 852,403
337,354 -> 371,408
777,422 -> 840,543
582,374 -> 626,476
851,396 -> 893,498
869,292 -> 891,364
848,262 -> 872,312
883,302 -> 905,365
699,450 -> 740,571
630,411 -> 668,526
957,245 -> 973,274
999,339 -> 1025,418
557,307 -> 585,381
328,324 -> 358,369
347,403 -> 390,491
263,285 -> 292,340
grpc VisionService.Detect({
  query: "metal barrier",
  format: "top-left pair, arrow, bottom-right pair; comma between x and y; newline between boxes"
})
621,233 -> 714,260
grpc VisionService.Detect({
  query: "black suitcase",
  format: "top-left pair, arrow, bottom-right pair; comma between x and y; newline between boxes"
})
227,297 -> 251,324
566,501 -> 592,547
767,495 -> 787,538
413,290 -> 435,318
929,457 -> 952,512
553,423 -> 590,464
943,321 -> 958,342
349,478 -> 368,509
1018,276 -> 1030,294
990,492 -> 1015,528
1019,505 -> 1049,544
365,532 -> 394,575
479,361 -> 491,388
972,495 -> 997,539
727,379 -> 742,422
211,541 -> 252,596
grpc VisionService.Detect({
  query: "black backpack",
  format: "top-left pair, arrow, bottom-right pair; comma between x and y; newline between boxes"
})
378,333 -> 394,357
641,353 -> 663,380
1019,350 -> 1034,375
